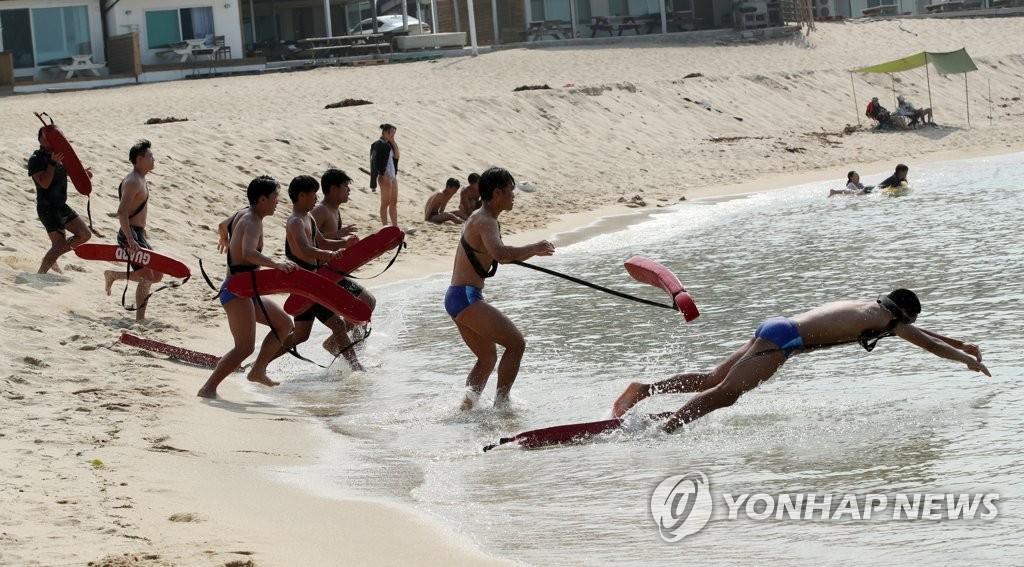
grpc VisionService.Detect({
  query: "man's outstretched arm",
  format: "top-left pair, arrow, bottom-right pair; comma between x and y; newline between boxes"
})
895,325 -> 990,376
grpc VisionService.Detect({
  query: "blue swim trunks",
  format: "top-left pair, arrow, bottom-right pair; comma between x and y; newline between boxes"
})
754,317 -> 804,358
445,285 -> 484,318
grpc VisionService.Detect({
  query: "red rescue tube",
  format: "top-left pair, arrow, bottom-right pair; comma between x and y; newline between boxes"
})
119,332 -> 225,369
623,256 -> 699,321
284,225 -> 404,316
35,112 -> 91,196
74,243 -> 191,279
227,268 -> 372,324
482,412 -> 674,451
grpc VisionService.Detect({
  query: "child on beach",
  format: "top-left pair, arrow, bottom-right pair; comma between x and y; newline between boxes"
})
828,171 -> 873,197
28,126 -> 92,274
104,140 -> 164,320
197,176 -> 297,399
613,289 -> 989,433
311,168 -> 377,359
268,174 -> 364,370
445,167 -> 555,409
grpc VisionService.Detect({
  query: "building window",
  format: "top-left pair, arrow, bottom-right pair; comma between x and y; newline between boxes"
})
0,8 -> 35,68
31,6 -> 91,65
145,7 -> 215,49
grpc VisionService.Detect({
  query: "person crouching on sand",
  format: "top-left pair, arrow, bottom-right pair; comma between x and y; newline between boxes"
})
197,176 -> 297,399
613,289 -> 989,432
445,167 -> 555,409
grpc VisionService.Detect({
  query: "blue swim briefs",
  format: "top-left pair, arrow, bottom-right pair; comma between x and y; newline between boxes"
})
444,285 -> 483,319
754,317 -> 804,358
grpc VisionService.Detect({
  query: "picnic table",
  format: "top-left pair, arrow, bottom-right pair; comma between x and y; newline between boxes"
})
295,34 -> 388,59
925,0 -> 964,12
861,4 -> 898,16
159,38 -> 213,63
56,54 -> 105,79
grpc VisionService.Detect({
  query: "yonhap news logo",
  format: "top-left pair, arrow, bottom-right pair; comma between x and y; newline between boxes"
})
650,472 -> 999,542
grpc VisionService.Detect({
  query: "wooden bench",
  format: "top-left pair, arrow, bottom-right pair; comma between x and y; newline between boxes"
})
590,16 -> 615,36
925,0 -> 963,12
349,43 -> 391,56
617,16 -> 643,35
394,32 -> 466,50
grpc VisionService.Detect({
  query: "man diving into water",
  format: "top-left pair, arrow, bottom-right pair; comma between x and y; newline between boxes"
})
613,289 -> 989,432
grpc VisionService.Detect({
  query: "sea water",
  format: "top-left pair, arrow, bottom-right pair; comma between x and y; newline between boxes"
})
267,153 -> 1023,565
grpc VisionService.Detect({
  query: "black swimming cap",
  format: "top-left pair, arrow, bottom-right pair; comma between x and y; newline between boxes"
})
879,289 -> 920,324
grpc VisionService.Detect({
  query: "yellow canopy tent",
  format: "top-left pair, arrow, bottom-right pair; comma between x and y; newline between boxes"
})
851,48 -> 979,126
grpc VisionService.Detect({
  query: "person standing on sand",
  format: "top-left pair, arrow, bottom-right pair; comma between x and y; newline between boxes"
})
197,176 -> 297,399
312,168 -> 377,359
103,140 -> 164,320
370,123 -> 400,227
613,289 -> 989,433
28,126 -> 92,274
445,167 -> 555,409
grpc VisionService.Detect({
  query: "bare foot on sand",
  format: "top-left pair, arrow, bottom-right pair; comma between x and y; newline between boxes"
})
247,371 -> 280,388
196,387 -> 218,399
104,271 -> 116,296
613,382 -> 651,418
51,262 -> 63,274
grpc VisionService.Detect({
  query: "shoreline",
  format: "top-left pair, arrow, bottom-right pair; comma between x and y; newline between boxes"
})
255,143 -> 1024,563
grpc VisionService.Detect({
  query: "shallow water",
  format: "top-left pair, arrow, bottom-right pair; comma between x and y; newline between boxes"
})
267,153 -> 1023,565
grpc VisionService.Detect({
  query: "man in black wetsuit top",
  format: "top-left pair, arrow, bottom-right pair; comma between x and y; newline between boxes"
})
28,126 -> 92,274
878,164 -> 910,189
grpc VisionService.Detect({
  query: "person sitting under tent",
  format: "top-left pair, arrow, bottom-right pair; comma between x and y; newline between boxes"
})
897,95 -> 934,127
865,97 -> 907,130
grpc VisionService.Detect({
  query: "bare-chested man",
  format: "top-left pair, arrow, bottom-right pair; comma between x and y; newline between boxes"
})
312,168 -> 377,359
266,174 -> 365,370
103,140 -> 163,320
454,172 -> 480,221
445,167 -> 555,409
29,126 -> 92,274
424,178 -> 464,224
197,176 -> 297,399
613,289 -> 990,432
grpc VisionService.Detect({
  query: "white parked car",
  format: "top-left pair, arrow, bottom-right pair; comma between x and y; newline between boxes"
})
349,15 -> 430,36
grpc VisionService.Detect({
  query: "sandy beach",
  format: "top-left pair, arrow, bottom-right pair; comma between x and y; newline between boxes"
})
2,17 -> 1024,566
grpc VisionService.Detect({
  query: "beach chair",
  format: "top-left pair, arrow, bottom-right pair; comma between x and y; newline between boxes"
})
213,36 -> 232,60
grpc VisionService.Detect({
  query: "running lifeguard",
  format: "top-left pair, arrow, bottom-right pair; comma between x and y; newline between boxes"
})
446,167 -> 555,409
613,289 -> 989,432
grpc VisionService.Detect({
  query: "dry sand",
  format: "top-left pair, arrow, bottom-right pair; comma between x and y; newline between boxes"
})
1,17 -> 1023,566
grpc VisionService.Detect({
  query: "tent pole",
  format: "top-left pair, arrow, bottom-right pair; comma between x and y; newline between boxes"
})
989,78 -> 993,127
965,72 -> 970,128
925,53 -> 933,116
890,73 -> 897,109
851,72 -> 861,127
